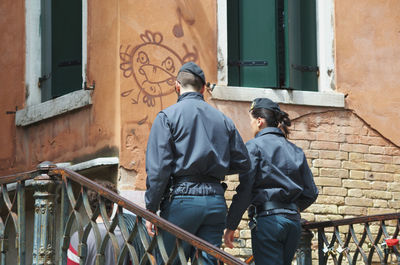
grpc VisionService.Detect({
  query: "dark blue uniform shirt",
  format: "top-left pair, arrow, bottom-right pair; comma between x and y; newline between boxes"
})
226,127 -> 318,230
145,92 -> 250,213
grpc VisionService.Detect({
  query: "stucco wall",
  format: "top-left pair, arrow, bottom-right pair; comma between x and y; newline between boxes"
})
0,0 -> 121,175
335,0 -> 400,146
118,0 -> 217,189
1,0 -> 400,263
0,0 -> 25,173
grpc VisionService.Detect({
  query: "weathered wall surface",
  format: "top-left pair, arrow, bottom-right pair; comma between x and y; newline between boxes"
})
1,0 -> 400,262
0,0 -> 25,173
0,0 -> 121,175
335,0 -> 400,146
118,0 -> 217,189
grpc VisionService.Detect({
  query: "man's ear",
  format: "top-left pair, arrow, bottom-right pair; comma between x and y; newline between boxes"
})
257,117 -> 265,129
199,84 -> 205,94
175,81 -> 181,95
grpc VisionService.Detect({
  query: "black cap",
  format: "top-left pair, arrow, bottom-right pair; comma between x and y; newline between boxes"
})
249,98 -> 281,113
178,62 -> 206,85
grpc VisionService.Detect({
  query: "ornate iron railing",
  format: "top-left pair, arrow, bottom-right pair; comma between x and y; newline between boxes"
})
1,162 -> 399,265
0,162 -> 246,265
245,215 -> 400,265
303,213 -> 400,265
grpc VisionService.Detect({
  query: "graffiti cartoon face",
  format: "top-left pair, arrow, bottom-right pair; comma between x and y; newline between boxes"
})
120,31 -> 198,111
134,43 -> 178,97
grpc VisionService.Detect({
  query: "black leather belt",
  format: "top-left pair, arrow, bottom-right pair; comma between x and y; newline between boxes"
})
173,176 -> 221,184
256,201 -> 298,215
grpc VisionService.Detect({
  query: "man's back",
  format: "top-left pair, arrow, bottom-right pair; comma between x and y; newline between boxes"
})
162,92 -> 244,178
145,92 -> 249,212
144,62 -> 249,265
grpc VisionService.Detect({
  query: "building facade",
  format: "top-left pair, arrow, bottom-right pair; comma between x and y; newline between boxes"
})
1,0 -> 400,261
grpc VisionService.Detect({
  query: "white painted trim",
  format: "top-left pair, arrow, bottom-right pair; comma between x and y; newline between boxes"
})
217,0 -> 228,86
15,90 -> 92,126
25,0 -> 42,106
212,86 -> 345,108
316,0 -> 336,91
62,157 -> 120,172
82,0 -> 88,86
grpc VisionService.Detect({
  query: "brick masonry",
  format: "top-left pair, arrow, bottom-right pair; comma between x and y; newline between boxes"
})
223,110 -> 400,263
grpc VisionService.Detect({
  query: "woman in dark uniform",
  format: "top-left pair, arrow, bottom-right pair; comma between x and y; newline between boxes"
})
224,98 -> 319,265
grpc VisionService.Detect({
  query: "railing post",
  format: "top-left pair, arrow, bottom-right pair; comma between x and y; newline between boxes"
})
296,227 -> 314,265
17,181 -> 26,265
58,181 -> 69,265
32,162 -> 58,265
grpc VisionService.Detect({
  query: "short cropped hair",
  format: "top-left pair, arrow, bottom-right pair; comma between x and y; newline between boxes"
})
177,71 -> 203,91
87,180 -> 118,216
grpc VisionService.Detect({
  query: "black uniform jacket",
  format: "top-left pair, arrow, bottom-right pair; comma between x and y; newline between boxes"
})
145,92 -> 250,213
226,127 -> 319,230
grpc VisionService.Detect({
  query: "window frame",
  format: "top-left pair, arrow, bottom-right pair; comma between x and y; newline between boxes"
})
18,0 -> 90,126
215,0 -> 344,108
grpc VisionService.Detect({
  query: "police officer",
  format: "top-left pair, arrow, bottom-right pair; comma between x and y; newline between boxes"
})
224,98 -> 318,265
145,62 -> 250,265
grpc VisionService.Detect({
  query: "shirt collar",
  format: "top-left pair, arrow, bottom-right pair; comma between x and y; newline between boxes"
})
177,91 -> 204,102
255,127 -> 285,138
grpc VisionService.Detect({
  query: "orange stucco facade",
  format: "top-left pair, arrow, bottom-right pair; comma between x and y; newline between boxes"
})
0,0 -> 399,192
335,0 -> 400,146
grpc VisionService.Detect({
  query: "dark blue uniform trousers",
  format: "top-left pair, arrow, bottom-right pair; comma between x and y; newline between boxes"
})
159,195 -> 226,265
252,215 -> 301,265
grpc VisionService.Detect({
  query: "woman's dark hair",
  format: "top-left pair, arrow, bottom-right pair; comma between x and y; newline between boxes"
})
87,180 -> 118,217
250,108 -> 291,137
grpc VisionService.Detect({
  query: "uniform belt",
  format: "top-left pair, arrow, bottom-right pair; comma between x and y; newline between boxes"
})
256,201 -> 298,213
173,176 -> 221,184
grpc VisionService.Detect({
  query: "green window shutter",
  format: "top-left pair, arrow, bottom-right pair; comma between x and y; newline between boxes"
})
41,0 -> 52,102
51,0 -> 82,98
227,0 -> 240,86
41,0 -> 82,102
228,0 -> 279,88
285,0 -> 318,91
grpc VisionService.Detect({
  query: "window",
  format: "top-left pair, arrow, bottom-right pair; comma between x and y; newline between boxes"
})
41,0 -> 83,101
18,0 -> 90,126
227,0 -> 318,91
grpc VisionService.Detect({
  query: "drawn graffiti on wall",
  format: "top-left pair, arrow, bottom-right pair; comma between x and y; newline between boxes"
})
120,30 -> 198,124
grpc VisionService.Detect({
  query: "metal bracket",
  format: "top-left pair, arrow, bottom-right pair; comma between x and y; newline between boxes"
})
58,59 -> 82,67
84,80 -> 96,90
206,82 -> 216,92
291,64 -> 319,76
38,74 -> 51,88
228,60 -> 268,67
5,106 -> 18,115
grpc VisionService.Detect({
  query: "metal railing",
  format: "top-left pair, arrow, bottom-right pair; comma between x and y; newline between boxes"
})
303,213 -> 400,265
1,162 -> 399,265
244,215 -> 400,265
0,162 -> 245,265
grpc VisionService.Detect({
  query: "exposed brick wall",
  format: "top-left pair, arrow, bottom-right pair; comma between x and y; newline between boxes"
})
223,110 -> 400,263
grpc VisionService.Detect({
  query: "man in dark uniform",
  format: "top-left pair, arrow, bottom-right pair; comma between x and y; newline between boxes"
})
145,62 -> 250,264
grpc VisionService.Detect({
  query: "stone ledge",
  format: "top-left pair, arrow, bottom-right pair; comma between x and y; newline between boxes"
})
16,90 -> 92,126
211,86 -> 345,108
